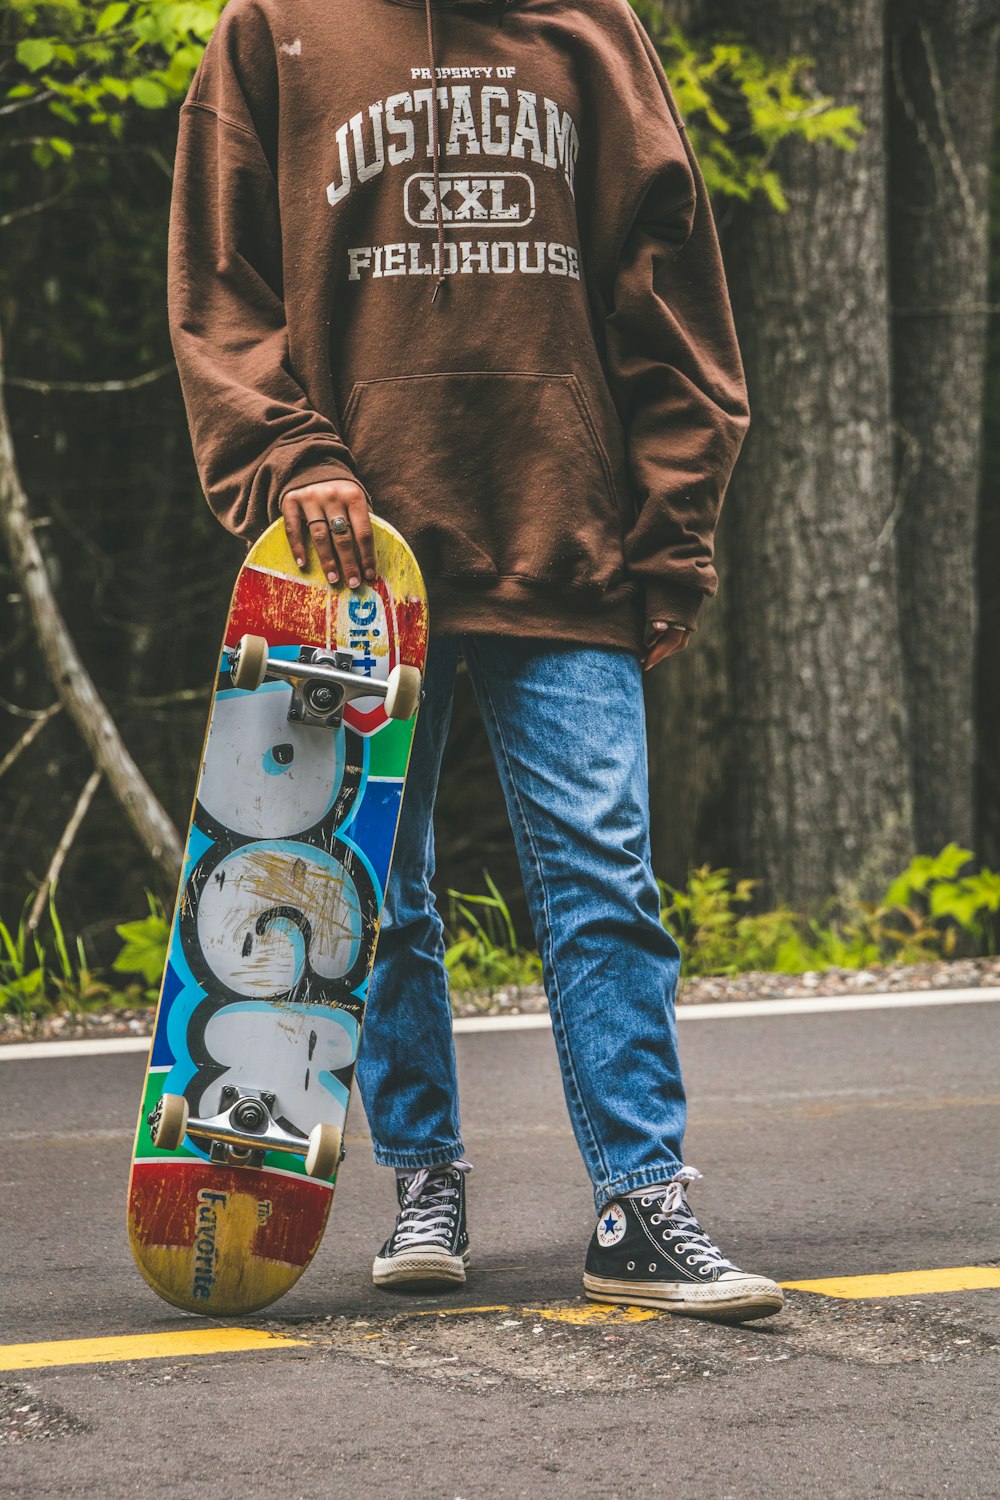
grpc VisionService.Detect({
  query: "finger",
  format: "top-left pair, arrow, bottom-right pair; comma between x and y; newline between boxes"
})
325,507 -> 364,588
642,627 -> 689,671
281,498 -> 307,570
347,492 -> 377,582
300,504 -> 339,583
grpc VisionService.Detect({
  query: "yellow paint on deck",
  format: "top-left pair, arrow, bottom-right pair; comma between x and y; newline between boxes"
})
782,1266 -> 1000,1299
0,1327 -> 306,1373
251,513 -> 426,612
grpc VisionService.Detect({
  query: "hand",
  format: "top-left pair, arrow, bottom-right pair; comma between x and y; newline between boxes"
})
281,480 -> 376,587
641,619 -> 691,672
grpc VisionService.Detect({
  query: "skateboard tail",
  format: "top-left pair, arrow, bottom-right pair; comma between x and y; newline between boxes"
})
128,1161 -> 333,1316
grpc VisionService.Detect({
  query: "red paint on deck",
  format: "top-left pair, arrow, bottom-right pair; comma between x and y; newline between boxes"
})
395,596 -> 429,667
130,1161 -> 330,1269
226,568 -> 326,651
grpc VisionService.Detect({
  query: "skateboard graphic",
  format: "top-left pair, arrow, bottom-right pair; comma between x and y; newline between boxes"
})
127,516 -> 427,1314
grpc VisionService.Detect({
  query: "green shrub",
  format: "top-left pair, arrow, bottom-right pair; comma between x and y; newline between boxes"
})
658,844 -> 1000,978
0,892 -> 112,1018
112,890 -> 170,993
3,846 -> 996,1023
444,871 -> 543,994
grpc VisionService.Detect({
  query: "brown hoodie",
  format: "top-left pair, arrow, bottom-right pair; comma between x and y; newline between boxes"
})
168,0 -> 749,649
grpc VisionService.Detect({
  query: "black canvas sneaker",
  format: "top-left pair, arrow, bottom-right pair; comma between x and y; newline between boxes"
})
583,1167 -> 784,1322
372,1160 -> 471,1290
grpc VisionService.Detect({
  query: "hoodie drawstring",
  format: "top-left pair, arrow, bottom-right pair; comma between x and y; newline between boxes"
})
424,0 -> 447,304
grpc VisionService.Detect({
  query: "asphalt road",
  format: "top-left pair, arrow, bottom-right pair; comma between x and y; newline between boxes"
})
1,999 -> 998,1498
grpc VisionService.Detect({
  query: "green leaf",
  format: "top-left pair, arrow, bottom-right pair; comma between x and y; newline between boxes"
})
97,1 -> 130,31
16,38 -> 56,71
47,100 -> 79,125
130,76 -> 168,109
113,913 -> 169,985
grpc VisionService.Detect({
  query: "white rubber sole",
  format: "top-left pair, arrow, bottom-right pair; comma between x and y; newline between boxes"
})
583,1271 -> 785,1323
372,1247 -> 471,1289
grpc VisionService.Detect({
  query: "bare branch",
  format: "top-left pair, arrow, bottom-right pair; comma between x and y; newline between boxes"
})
1,138 -> 174,177
0,191 -> 71,230
5,363 -> 176,394
0,693 -> 59,720
0,703 -> 61,780
28,768 -> 102,930
0,322 -> 183,878
147,144 -> 174,180
0,92 -> 56,117
892,302 -> 1000,316
875,421 -> 921,551
919,21 -> 979,229
112,688 -> 211,708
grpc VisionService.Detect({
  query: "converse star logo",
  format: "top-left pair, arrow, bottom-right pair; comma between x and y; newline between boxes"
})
596,1203 -> 627,1248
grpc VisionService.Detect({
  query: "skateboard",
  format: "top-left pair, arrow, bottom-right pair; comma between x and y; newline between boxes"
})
127,515 -> 428,1314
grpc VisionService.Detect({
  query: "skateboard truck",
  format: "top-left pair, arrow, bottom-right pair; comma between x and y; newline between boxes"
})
228,634 -> 422,728
147,1089 -> 343,1180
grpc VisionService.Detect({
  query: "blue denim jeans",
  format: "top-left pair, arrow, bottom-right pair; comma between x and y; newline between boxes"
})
355,634 -> 686,1210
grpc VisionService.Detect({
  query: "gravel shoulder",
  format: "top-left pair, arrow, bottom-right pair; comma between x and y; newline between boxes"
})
3,955 -> 999,1046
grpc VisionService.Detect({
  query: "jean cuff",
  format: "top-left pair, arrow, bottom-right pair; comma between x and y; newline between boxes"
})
592,1161 -> 687,1213
371,1142 -> 466,1170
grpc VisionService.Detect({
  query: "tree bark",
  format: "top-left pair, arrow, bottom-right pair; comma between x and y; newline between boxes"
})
887,0 -> 998,855
644,558 -> 735,888
679,0 -> 915,904
0,324 -> 183,880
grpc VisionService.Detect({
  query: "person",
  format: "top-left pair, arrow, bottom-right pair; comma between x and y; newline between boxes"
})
168,0 -> 784,1322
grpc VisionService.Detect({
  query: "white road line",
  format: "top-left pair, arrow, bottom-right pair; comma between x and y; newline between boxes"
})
0,1036 -> 153,1061
455,987 -> 1000,1031
673,987 -> 1000,1022
2,986 -> 998,1060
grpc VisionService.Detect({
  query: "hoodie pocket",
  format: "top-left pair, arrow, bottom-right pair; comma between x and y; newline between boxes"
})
342,371 -> 628,593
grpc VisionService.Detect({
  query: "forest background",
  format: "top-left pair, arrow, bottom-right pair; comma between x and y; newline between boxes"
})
1,0 -> 998,1002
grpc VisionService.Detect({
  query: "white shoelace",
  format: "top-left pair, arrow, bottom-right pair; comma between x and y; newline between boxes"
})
392,1159 -> 472,1251
631,1167 -> 736,1272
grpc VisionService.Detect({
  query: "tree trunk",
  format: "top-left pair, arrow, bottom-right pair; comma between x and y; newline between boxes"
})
887,0 -> 998,856
681,0 -> 915,904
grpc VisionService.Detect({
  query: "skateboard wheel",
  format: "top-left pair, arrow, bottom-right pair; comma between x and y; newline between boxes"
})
151,1092 -> 189,1151
384,664 -> 421,720
231,633 -> 269,691
305,1122 -> 343,1180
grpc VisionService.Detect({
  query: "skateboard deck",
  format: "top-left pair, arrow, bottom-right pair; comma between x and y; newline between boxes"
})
127,516 -> 427,1314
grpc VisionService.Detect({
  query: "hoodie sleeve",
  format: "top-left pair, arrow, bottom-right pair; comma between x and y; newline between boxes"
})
167,7 -> 363,542
601,27 -> 750,633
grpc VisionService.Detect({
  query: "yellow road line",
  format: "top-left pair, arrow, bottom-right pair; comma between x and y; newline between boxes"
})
536,1303 -> 660,1325
0,1327 -> 306,1372
782,1266 -> 1000,1299
8,1266 -> 998,1369
411,1302 -> 659,1325
412,1265 -> 1000,1320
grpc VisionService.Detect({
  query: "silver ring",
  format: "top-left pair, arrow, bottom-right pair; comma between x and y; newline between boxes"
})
331,516 -> 350,536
